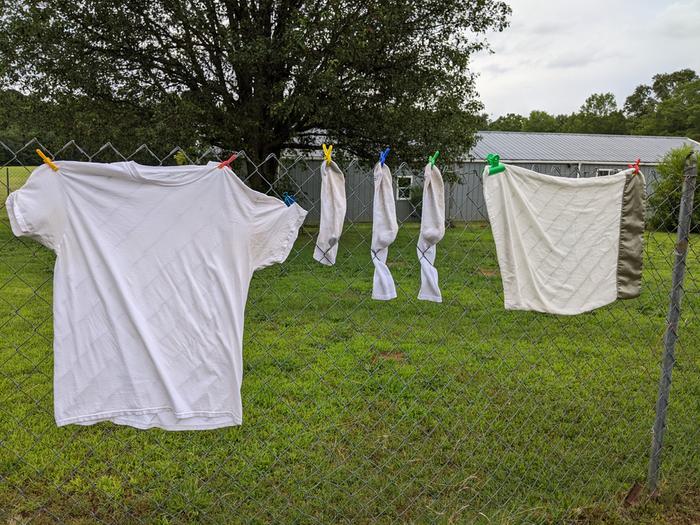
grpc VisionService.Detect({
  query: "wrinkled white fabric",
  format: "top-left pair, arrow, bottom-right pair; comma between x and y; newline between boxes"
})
6,161 -> 307,430
483,164 -> 636,315
371,162 -> 399,300
313,160 -> 346,265
417,164 -> 445,302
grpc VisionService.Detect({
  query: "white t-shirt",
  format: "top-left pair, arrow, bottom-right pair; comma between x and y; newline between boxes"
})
6,161 -> 307,430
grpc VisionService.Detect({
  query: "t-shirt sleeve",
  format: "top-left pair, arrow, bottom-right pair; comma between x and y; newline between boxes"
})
5,165 -> 67,251
245,188 -> 308,271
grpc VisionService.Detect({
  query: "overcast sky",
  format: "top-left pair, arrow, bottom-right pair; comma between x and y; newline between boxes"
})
471,0 -> 700,118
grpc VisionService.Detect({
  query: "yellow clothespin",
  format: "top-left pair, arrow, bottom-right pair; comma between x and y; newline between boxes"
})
35,149 -> 59,172
322,143 -> 333,166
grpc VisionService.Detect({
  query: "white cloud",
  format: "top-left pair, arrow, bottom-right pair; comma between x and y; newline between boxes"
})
654,0 -> 700,37
472,0 -> 700,118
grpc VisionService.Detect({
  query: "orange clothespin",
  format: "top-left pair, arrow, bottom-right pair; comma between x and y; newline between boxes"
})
35,149 -> 58,172
322,143 -> 333,166
628,158 -> 641,175
218,153 -> 237,169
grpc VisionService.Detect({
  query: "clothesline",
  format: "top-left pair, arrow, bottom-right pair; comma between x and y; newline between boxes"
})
6,156 -> 646,431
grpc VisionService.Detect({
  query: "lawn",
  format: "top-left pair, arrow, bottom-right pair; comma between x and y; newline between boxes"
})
1,180 -> 699,523
0,166 -> 37,198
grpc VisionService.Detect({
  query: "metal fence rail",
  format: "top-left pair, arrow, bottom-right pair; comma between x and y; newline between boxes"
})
0,140 -> 698,523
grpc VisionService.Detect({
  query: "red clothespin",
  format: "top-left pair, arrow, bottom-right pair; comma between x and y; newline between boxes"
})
218,153 -> 237,169
628,158 -> 640,175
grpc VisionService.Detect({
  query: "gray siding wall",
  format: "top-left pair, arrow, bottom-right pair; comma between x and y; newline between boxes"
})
282,161 -> 418,224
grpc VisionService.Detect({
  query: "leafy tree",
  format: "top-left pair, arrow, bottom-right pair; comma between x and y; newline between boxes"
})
563,92 -> 627,134
652,69 -> 698,101
0,90 -> 40,145
579,93 -> 617,117
624,69 -> 700,140
632,79 -> 700,140
522,110 -> 561,132
0,0 -> 510,186
0,89 -> 204,164
488,113 -> 526,131
647,145 -> 699,233
487,98 -> 628,135
624,84 -> 656,119
650,79 -> 700,138
485,70 -> 699,139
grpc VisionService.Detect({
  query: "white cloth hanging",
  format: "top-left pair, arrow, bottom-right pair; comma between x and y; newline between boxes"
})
5,160 -> 307,430
417,163 -> 445,302
313,160 -> 346,265
371,162 -> 399,300
484,164 -> 645,315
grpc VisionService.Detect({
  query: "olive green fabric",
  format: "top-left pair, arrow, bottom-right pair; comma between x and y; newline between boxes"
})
616,171 -> 646,299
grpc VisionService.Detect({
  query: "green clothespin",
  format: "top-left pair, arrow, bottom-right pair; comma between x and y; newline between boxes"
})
428,150 -> 439,167
486,153 -> 505,175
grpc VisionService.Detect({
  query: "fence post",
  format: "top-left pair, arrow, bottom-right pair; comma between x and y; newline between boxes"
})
648,152 -> 698,495
5,167 -> 9,197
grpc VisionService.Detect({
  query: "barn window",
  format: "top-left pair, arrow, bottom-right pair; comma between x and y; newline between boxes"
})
596,169 -> 615,177
396,175 -> 412,201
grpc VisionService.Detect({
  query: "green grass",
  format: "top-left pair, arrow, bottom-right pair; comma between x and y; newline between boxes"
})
1,193 -> 699,523
0,165 -> 37,196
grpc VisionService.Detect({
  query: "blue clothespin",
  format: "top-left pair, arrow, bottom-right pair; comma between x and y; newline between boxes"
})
486,153 -> 505,175
283,192 -> 296,207
379,147 -> 390,166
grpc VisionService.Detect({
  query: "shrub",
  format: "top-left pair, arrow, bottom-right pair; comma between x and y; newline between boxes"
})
647,145 -> 699,233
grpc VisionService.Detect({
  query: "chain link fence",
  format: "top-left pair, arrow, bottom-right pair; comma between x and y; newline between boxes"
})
0,140 -> 698,523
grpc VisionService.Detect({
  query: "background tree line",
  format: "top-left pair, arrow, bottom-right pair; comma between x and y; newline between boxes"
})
3,68 -> 696,160
486,69 -> 700,141
0,0 -> 510,177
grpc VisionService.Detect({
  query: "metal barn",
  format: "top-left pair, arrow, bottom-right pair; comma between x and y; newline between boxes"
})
283,131 -> 700,224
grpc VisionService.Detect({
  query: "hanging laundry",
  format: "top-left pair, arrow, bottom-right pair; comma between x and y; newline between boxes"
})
5,160 -> 307,430
417,162 -> 446,302
484,164 -> 645,315
371,161 -> 399,300
313,159 -> 346,265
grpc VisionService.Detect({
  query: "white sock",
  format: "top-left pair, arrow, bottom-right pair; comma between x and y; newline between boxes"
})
314,160 -> 346,265
417,163 -> 445,302
371,162 -> 399,300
